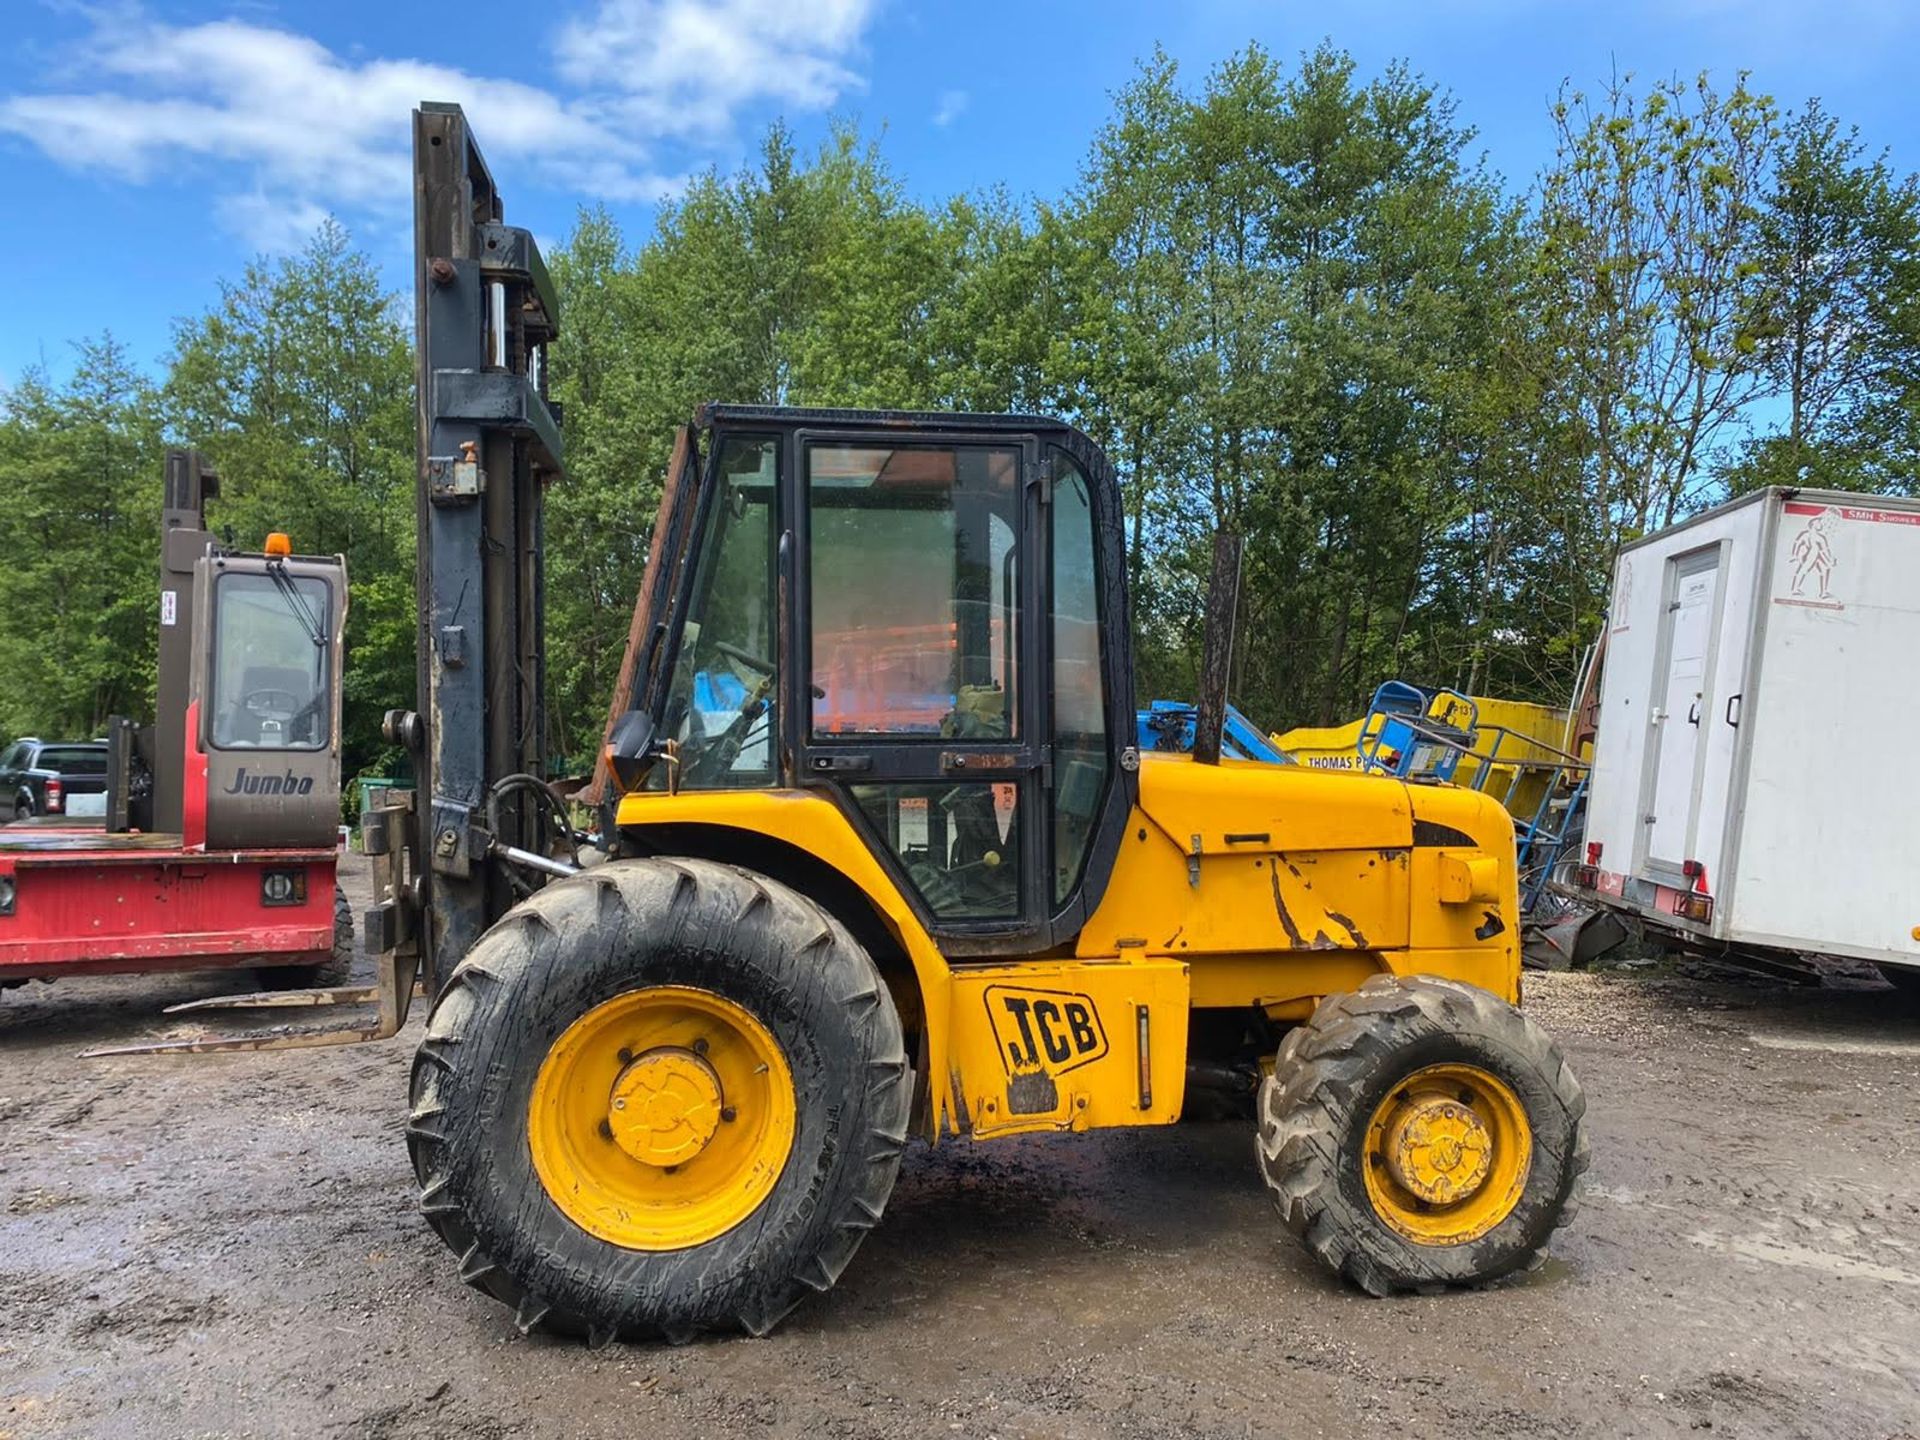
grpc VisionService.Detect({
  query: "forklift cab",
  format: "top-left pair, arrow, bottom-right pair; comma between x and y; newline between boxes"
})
189,539 -> 346,851
104,450 -> 346,853
619,408 -> 1138,953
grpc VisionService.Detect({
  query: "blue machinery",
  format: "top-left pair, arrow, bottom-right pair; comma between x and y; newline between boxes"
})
1136,700 -> 1291,765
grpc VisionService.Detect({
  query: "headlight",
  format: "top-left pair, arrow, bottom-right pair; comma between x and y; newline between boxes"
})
0,874 -> 14,916
261,869 -> 306,907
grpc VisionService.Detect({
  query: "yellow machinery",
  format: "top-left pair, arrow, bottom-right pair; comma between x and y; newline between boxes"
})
407,407 -> 1591,1344
91,103 -> 1589,1349
1279,694 -> 1580,821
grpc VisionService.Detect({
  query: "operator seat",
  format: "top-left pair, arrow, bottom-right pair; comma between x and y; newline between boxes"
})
223,666 -> 315,747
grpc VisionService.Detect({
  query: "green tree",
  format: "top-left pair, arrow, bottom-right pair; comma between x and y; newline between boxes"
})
1727,102 -> 1920,493
1051,44 -> 1547,724
0,337 -> 165,739
1539,71 -> 1779,537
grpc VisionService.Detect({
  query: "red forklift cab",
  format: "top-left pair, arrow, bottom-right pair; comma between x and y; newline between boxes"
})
0,451 -> 348,987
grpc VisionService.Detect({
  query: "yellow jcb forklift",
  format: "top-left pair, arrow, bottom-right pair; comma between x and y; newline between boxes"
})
379,106 -> 1589,1344
119,106 -> 1586,1346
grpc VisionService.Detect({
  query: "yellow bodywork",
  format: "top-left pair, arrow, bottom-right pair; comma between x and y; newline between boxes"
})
613,752 -> 1521,1142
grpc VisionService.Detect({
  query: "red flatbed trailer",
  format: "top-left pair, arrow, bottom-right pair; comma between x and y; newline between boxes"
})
0,827 -> 337,981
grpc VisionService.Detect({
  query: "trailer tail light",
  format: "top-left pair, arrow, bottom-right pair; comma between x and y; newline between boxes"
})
1571,864 -> 1598,890
1586,841 -> 1603,866
1675,891 -> 1714,923
1681,859 -> 1709,892
261,868 -> 307,907
45,778 -> 63,814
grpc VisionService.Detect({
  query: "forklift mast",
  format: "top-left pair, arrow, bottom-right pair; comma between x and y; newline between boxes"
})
390,103 -> 564,987
150,449 -> 220,834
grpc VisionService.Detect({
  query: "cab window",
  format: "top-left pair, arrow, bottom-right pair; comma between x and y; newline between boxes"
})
210,572 -> 332,750
807,444 -> 1019,739
1050,449 -> 1108,904
656,437 -> 780,789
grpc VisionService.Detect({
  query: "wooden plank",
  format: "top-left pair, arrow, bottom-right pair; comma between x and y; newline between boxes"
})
576,425 -> 693,805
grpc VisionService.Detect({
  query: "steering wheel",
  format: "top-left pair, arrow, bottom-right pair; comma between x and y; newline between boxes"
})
711,640 -> 826,701
712,640 -> 775,682
244,688 -> 301,717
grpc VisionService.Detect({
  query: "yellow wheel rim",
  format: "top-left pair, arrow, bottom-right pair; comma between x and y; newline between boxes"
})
1361,1063 -> 1531,1246
528,985 -> 796,1251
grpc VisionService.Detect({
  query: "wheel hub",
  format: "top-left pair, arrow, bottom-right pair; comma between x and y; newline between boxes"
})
608,1047 -> 723,1168
1381,1095 -> 1493,1205
529,984 -> 797,1251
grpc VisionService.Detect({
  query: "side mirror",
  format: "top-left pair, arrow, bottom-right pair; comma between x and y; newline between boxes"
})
605,709 -> 660,795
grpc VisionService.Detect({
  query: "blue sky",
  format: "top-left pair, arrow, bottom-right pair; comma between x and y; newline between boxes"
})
6,0 -> 1920,390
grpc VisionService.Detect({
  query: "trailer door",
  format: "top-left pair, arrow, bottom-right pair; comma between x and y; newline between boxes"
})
1640,548 -> 1721,875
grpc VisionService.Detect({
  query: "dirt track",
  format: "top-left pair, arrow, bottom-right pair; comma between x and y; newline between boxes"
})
3,855 -> 1919,1439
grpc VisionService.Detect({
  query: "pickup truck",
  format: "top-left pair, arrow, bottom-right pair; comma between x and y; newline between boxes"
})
0,738 -> 108,820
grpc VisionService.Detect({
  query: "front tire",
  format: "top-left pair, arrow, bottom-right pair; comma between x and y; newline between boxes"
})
1257,974 -> 1588,1295
407,858 -> 912,1344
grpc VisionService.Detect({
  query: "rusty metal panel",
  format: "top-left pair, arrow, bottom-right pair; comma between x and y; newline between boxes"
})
578,425 -> 695,807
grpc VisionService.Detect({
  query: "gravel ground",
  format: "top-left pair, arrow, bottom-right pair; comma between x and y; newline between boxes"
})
3,854 -> 1918,1439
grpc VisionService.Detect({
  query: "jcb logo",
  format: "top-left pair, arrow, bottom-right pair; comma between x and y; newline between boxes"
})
984,985 -> 1108,1076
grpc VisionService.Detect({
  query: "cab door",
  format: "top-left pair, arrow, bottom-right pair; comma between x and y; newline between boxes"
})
792,432 -> 1045,943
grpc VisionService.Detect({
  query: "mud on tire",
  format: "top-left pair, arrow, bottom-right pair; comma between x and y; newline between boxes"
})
256,885 -> 353,990
406,857 -> 913,1345
1256,973 -> 1589,1295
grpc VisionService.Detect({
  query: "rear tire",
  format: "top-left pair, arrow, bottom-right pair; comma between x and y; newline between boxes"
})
255,887 -> 353,990
13,799 -> 31,822
1257,974 -> 1588,1295
407,857 -> 912,1344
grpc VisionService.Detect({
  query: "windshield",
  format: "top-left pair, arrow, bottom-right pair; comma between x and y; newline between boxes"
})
655,437 -> 779,788
38,747 -> 107,774
210,570 -> 332,750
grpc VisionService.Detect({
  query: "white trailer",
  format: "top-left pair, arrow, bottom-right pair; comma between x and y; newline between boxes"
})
1569,486 -> 1920,979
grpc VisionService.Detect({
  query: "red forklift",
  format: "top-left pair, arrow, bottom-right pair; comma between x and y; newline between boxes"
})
0,451 -> 352,999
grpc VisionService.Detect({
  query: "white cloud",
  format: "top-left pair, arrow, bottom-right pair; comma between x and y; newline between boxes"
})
212,191 -> 338,258
555,0 -> 879,137
0,1 -> 882,250
932,88 -> 968,128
